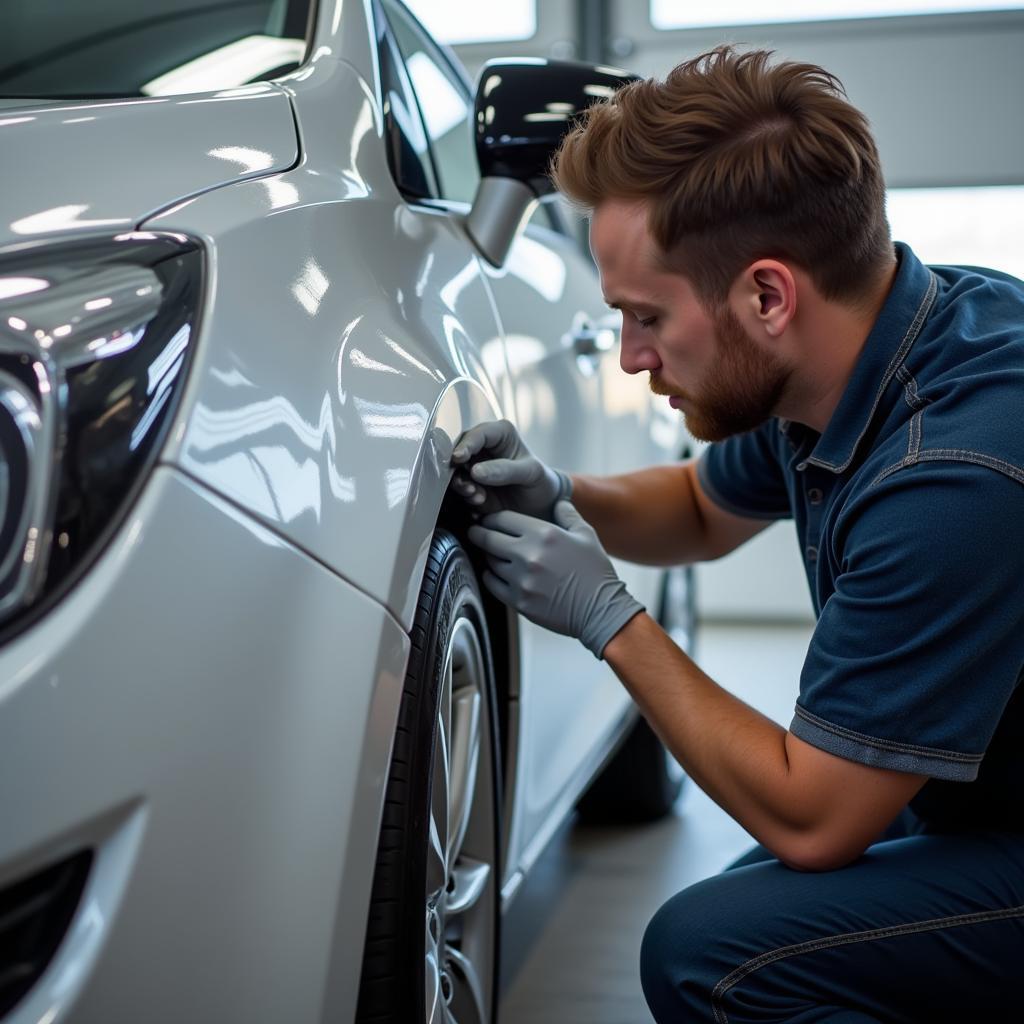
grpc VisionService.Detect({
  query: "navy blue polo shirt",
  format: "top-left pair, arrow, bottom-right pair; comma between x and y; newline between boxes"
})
697,242 -> 1024,831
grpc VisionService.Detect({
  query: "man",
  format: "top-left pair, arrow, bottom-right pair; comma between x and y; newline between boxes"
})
451,47 -> 1024,1022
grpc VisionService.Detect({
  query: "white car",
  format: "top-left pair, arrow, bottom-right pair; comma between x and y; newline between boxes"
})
0,1 -> 694,1021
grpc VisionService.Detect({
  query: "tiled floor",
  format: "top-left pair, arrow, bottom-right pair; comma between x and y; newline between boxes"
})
498,621 -> 815,1024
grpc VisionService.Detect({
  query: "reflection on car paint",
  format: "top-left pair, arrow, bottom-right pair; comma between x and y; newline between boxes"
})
348,347 -> 404,375
0,88 -> 298,242
385,467 -> 412,509
262,178 -> 301,211
441,313 -> 475,376
10,205 -> 126,236
439,260 -> 480,310
208,146 -> 276,173
505,234 -> 567,302
353,397 -> 430,440
415,251 -> 435,297
292,258 -> 330,316
382,335 -> 446,380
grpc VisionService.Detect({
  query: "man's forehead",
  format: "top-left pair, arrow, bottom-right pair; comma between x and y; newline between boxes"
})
597,236 -> 676,309
591,198 -> 651,253
591,199 -> 670,291
600,253 -> 697,312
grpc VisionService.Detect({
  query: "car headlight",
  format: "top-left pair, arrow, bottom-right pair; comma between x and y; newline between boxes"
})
0,232 -> 201,636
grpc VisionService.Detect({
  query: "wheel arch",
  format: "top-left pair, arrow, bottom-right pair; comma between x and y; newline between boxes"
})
416,379 -> 522,815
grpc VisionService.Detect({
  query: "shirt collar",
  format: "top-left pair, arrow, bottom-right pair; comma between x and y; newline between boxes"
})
803,242 -> 938,474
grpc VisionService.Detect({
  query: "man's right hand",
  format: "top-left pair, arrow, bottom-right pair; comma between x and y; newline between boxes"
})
450,419 -> 571,521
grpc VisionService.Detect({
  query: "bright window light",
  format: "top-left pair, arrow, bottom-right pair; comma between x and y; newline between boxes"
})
405,52 -> 468,138
142,36 -> 306,95
651,1 -> 1023,30
886,186 -> 1024,281
403,0 -> 536,44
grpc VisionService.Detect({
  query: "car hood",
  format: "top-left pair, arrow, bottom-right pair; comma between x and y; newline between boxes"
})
0,84 -> 298,249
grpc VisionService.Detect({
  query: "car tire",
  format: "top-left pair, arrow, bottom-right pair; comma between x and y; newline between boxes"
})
575,563 -> 696,824
356,530 -> 500,1024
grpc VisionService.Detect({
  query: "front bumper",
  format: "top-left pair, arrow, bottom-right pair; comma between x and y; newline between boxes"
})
0,466 -> 409,1023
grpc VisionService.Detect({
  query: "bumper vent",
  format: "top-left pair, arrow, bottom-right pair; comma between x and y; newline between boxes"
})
0,850 -> 92,1016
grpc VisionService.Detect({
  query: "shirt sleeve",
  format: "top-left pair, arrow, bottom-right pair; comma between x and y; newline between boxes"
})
696,419 -> 793,520
791,462 -> 1024,781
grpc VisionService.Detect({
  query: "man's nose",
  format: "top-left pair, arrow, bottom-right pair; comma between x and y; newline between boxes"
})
619,320 -> 661,376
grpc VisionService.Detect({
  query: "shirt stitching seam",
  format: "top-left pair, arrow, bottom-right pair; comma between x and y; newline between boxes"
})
896,364 -> 926,411
710,904 -> 1024,1024
792,705 -> 982,763
906,409 -> 923,463
872,449 -> 1024,488
806,271 -> 937,473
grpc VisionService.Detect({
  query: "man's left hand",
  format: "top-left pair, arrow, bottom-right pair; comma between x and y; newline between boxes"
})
467,500 -> 644,659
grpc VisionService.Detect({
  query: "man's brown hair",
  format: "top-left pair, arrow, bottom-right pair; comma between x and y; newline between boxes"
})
551,46 -> 893,309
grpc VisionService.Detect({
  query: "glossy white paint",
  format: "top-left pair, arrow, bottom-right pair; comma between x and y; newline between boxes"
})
0,84 -> 298,245
0,468 -> 409,1023
312,0 -> 380,87
0,804 -> 147,1024
147,61 -> 509,630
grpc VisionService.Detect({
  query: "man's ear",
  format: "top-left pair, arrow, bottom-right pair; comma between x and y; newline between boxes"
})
735,260 -> 797,338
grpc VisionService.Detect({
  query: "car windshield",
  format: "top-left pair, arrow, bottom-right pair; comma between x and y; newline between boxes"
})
0,0 -> 314,99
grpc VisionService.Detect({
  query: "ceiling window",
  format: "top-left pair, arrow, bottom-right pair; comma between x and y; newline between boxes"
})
886,185 -> 1024,281
650,1 -> 1023,30
402,0 -> 536,45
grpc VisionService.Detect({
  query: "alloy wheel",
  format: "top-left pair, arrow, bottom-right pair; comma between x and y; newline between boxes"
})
424,617 -> 496,1024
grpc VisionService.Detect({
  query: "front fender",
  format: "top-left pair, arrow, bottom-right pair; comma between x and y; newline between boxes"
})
145,141 -> 512,630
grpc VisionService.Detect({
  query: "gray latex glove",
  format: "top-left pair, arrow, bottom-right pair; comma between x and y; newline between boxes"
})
467,500 -> 644,659
450,419 -> 571,521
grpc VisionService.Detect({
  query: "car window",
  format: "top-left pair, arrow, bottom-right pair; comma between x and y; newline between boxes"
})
374,8 -> 440,201
376,0 -> 573,240
0,0 -> 314,99
381,0 -> 479,205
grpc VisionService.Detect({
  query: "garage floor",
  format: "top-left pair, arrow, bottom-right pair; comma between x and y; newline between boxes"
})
498,621 -> 816,1024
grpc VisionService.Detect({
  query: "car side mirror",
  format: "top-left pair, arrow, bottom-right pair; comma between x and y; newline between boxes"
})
465,58 -> 638,268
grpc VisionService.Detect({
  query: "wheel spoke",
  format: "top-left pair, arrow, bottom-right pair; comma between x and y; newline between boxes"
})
446,682 -> 481,870
425,910 -> 444,1024
427,646 -> 454,901
426,811 -> 448,903
446,945 -> 488,1024
424,611 -> 494,1024
446,856 -> 491,918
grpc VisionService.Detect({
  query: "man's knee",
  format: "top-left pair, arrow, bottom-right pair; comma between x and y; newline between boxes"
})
640,879 -> 729,1024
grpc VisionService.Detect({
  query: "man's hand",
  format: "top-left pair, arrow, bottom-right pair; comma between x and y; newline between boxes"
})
467,500 -> 644,659
450,419 -> 571,521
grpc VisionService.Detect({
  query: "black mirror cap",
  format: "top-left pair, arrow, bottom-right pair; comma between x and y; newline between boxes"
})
474,59 -> 639,196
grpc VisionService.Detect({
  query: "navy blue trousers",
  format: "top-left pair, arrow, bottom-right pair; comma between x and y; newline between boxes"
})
640,810 -> 1024,1022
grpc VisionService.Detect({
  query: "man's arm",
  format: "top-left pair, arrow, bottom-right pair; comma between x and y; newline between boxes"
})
468,503 -> 931,870
571,460 -> 770,566
603,612 -> 927,871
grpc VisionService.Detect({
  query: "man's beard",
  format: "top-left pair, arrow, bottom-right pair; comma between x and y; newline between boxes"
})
650,307 -> 790,442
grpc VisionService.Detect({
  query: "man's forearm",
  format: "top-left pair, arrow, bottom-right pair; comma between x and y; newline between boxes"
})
603,611 -> 820,865
570,463 -> 709,565
466,456 -> 925,869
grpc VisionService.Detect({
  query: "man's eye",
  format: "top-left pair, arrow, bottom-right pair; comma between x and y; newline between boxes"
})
637,315 -> 657,329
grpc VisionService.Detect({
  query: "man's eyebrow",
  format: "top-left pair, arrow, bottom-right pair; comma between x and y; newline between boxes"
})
604,296 -> 658,310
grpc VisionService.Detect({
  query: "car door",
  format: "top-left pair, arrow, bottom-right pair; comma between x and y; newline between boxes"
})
379,0 -> 656,882
485,219 -> 643,877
